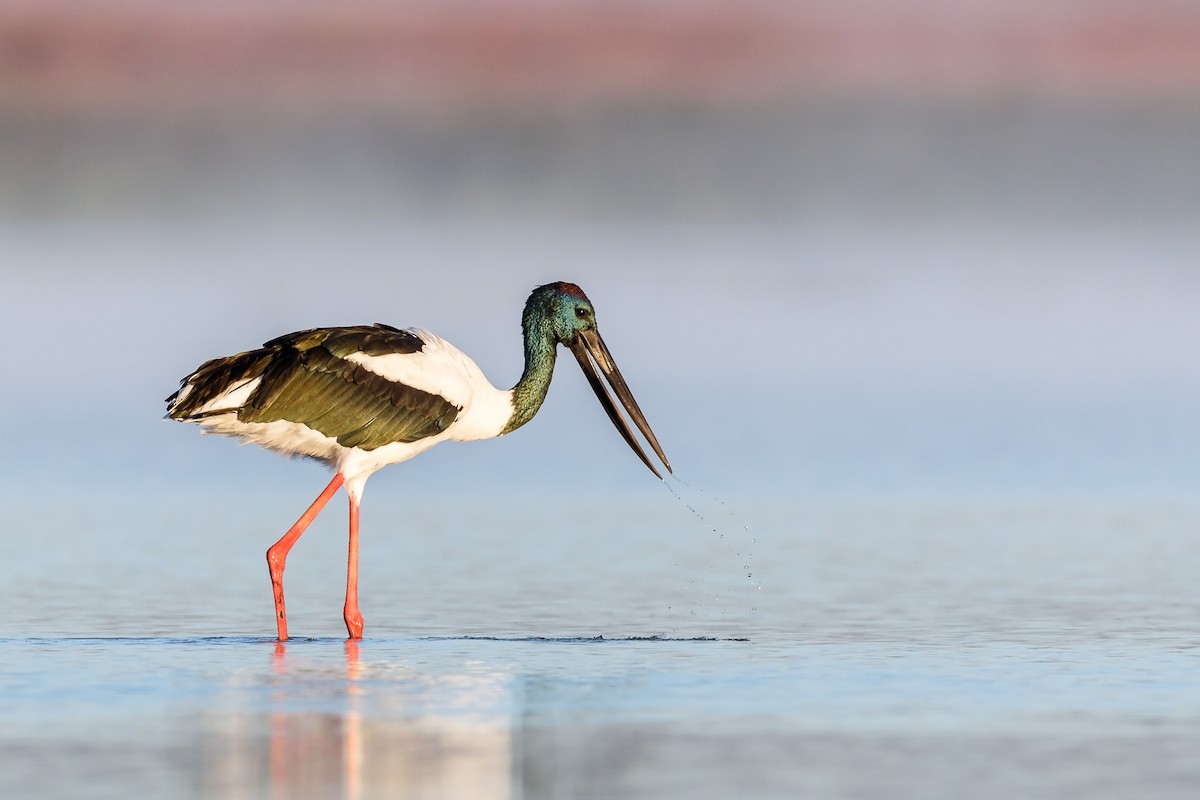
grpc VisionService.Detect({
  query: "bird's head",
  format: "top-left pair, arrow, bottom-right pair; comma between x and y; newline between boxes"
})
525,282 -> 672,479
525,281 -> 598,343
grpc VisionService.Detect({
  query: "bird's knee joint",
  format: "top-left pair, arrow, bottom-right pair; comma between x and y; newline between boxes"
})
266,548 -> 286,572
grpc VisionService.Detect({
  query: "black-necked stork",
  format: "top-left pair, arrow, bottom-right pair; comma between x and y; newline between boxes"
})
166,282 -> 670,641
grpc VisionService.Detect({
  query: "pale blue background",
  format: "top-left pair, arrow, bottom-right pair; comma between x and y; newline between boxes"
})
3,16 -> 1200,798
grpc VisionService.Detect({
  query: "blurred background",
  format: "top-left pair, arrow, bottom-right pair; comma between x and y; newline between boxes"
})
6,8 -> 1200,797
2,0 -> 1199,505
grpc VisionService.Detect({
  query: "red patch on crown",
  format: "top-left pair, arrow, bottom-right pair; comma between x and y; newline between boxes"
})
554,282 -> 588,299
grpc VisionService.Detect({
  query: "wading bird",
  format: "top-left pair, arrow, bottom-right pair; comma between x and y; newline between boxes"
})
166,282 -> 670,641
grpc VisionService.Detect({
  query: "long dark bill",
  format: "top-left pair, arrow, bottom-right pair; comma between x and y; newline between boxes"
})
570,329 -> 672,479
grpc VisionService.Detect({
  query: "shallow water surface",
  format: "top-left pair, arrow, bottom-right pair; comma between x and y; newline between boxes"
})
3,632 -> 1199,800
3,499 -> 1200,799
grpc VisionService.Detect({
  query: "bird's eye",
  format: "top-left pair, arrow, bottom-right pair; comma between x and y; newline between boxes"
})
575,307 -> 591,318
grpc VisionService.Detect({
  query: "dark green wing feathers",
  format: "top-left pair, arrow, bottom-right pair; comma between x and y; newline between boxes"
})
261,323 -> 422,359
242,343 -> 459,448
168,325 -> 460,451
165,348 -> 274,420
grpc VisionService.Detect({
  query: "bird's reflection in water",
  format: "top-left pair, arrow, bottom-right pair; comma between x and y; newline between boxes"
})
202,641 -> 517,800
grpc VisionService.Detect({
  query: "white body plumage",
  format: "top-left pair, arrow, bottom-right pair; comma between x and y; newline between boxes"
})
171,328 -> 516,499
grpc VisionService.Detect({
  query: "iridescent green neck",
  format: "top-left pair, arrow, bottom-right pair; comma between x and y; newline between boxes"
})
502,310 -> 558,434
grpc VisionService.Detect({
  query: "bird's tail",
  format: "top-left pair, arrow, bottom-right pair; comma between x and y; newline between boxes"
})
166,348 -> 274,421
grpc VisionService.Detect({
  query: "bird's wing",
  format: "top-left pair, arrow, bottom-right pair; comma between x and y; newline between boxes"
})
263,323 -> 423,358
166,348 -> 275,420
242,325 -> 460,450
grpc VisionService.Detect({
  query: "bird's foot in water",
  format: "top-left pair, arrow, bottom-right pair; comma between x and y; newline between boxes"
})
344,606 -> 364,639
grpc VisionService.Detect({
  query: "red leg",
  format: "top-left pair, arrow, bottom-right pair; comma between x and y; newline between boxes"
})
343,492 -> 364,639
266,473 -> 345,641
